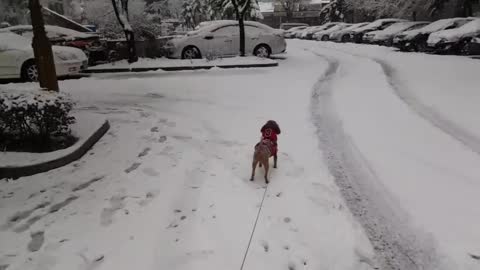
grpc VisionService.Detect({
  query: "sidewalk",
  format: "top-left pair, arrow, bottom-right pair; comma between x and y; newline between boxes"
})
83,57 -> 278,73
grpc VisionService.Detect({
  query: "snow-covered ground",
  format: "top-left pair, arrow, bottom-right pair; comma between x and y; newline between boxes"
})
1,40 -> 480,270
300,40 -> 480,269
0,43 -> 374,270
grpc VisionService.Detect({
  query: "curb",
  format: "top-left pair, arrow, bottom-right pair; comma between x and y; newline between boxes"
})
82,62 -> 278,73
0,120 -> 110,180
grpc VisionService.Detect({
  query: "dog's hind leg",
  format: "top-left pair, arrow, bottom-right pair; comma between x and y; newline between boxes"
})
273,154 -> 278,169
263,160 -> 269,184
250,160 -> 258,181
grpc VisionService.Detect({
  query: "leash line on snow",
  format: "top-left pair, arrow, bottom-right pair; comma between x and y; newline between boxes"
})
239,184 -> 269,270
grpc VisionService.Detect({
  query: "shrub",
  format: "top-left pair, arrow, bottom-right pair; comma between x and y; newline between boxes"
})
0,89 -> 76,152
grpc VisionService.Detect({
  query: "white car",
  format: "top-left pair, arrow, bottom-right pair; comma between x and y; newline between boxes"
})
313,23 -> 351,41
427,18 -> 480,54
329,22 -> 370,42
351,18 -> 407,43
363,21 -> 429,46
301,23 -> 338,40
393,17 -> 474,52
165,20 -> 286,59
284,26 -> 308,38
0,32 -> 88,81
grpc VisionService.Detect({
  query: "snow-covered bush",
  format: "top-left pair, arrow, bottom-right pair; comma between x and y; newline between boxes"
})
0,90 -> 76,152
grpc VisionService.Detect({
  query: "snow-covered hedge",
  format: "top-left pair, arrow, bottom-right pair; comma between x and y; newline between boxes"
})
0,90 -> 76,151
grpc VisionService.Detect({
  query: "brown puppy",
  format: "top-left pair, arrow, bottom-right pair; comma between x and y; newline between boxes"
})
250,139 -> 274,184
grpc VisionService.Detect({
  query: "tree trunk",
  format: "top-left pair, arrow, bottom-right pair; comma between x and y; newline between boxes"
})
238,15 -> 246,56
111,0 -> 138,63
29,0 -> 59,91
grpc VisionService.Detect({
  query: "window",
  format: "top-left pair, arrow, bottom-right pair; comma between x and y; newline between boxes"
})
212,25 -> 238,36
245,26 -> 264,36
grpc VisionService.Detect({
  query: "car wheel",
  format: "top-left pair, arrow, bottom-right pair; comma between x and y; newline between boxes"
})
341,34 -> 350,42
321,35 -> 329,41
459,41 -> 471,55
253,44 -> 271,58
182,46 -> 201,59
416,41 -> 427,52
21,60 -> 39,82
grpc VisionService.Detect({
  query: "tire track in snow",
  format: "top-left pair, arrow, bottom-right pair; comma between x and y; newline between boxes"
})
314,43 -> 480,157
308,48 -> 444,270
373,58 -> 480,156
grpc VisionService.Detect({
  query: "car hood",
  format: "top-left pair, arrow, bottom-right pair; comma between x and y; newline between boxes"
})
52,45 -> 87,61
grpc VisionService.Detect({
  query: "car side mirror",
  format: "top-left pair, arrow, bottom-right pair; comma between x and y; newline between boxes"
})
204,34 -> 214,40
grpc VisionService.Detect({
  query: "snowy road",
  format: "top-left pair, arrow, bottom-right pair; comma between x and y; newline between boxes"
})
1,40 -> 480,270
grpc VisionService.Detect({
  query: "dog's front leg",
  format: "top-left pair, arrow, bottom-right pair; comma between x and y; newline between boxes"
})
273,155 -> 277,169
264,161 -> 269,184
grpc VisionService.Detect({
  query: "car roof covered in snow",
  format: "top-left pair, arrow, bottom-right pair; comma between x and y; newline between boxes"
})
371,21 -> 429,36
402,17 -> 475,38
337,22 -> 370,32
315,23 -> 350,35
428,18 -> 480,43
0,32 -> 31,50
0,25 -> 98,40
353,18 -> 407,33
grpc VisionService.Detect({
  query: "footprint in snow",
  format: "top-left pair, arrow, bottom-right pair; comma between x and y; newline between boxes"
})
159,136 -> 167,143
27,231 -> 45,252
125,163 -> 141,173
138,148 -> 151,158
100,194 -> 126,226
261,241 -> 269,252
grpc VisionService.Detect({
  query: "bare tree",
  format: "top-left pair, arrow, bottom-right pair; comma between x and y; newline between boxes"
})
28,0 -> 59,91
111,0 -> 138,63
275,0 -> 302,22
230,0 -> 253,56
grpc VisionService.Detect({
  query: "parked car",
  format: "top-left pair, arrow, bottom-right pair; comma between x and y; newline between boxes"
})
313,23 -> 351,41
351,19 -> 407,43
0,24 -> 110,66
301,23 -> 338,40
279,23 -> 309,30
295,26 -> 313,38
164,20 -> 286,59
363,21 -> 429,46
427,18 -> 480,54
393,17 -> 475,52
463,34 -> 480,55
0,32 -> 88,81
284,26 -> 308,38
329,22 -> 369,42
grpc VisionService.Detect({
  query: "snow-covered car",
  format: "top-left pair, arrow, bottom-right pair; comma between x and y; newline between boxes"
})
279,23 -> 309,30
427,18 -> 480,54
295,27 -> 313,38
362,21 -> 429,46
393,17 -> 475,52
284,26 -> 308,38
329,22 -> 370,42
313,23 -> 351,41
0,24 -> 107,65
301,23 -> 338,40
351,18 -> 407,43
164,20 -> 286,59
0,32 -> 88,81
460,33 -> 480,55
